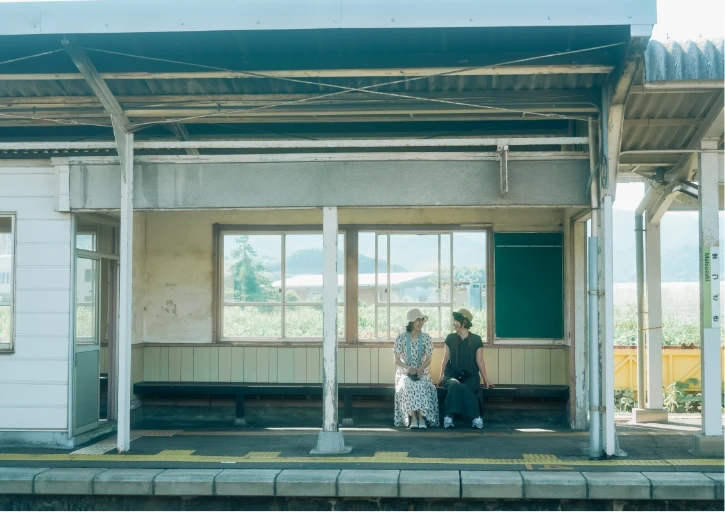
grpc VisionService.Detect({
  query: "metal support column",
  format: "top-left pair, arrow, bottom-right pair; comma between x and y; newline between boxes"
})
632,214 -> 667,423
644,219 -> 665,412
599,195 -> 617,457
312,207 -> 351,455
693,139 -> 723,456
113,117 -> 134,453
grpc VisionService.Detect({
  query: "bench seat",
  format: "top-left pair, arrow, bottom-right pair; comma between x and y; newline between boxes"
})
133,381 -> 569,426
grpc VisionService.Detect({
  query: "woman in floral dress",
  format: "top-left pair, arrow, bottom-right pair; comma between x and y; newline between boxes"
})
393,308 -> 440,428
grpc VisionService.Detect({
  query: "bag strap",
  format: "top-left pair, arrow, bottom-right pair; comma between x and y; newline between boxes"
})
405,331 -> 423,367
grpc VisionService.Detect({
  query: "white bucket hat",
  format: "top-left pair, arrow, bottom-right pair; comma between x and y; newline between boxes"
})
406,308 -> 429,323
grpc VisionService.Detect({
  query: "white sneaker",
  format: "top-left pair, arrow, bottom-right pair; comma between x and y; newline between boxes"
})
444,416 -> 454,429
409,418 -> 419,429
418,419 -> 427,429
472,416 -> 483,429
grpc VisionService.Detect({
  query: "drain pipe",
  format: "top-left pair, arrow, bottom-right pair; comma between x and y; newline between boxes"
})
588,117 -> 602,459
634,213 -> 646,409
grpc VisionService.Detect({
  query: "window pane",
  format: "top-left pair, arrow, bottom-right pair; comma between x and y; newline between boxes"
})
98,224 -> 117,255
0,217 -> 12,305
223,234 -> 281,303
358,232 -> 377,340
453,232 -> 487,340
285,233 -> 323,303
338,304 -> 345,337
285,305 -> 323,338
224,305 -> 281,338
389,234 -> 439,303
376,234 -> 388,304
440,234 -> 452,303
0,306 -> 9,343
76,257 -> 98,343
76,219 -> 97,251
0,217 -> 13,347
389,306 -> 441,339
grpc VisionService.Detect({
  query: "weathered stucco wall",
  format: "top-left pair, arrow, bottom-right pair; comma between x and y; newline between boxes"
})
140,208 -> 565,344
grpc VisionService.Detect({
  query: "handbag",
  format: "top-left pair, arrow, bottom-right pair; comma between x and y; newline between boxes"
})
405,331 -> 423,381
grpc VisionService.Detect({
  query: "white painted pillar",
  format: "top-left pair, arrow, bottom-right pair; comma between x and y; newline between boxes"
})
113,117 -> 133,453
312,207 -> 350,454
644,220 -> 664,410
572,219 -> 589,430
698,139 -> 722,438
599,195 -> 616,456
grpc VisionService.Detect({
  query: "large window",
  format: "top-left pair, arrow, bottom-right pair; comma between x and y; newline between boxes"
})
220,230 -> 345,341
0,215 -> 15,352
358,230 -> 488,341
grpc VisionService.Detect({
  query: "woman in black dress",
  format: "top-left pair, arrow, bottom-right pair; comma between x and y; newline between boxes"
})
438,308 -> 494,429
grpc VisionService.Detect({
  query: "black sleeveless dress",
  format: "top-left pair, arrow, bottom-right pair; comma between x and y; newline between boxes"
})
440,332 -> 483,419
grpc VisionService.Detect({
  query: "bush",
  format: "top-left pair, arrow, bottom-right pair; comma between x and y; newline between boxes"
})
663,378 -> 702,413
614,388 -> 635,412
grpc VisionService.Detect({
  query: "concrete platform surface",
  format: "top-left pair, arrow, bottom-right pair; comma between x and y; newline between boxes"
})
0,468 -> 720,501
2,421 -> 723,472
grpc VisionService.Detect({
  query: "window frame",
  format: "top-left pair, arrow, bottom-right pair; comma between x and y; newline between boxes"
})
214,224 -> 346,343
356,226 -> 493,343
0,213 -> 16,353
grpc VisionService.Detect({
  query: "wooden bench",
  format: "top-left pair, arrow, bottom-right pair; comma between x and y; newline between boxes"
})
133,382 -> 569,426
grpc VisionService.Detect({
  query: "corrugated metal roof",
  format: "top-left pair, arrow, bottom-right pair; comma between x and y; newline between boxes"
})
644,38 -> 724,82
620,38 -> 724,156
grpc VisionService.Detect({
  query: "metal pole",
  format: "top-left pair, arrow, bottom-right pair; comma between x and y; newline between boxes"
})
311,207 -> 351,455
588,235 -> 601,459
587,116 -> 601,459
634,213 -> 646,409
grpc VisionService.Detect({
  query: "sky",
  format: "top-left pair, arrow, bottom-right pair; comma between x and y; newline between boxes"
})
1,0 -> 724,40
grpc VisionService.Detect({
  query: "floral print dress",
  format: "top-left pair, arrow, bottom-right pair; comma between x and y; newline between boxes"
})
393,332 -> 440,427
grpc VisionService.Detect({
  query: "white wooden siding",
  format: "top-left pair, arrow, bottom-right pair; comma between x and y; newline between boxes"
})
0,164 -> 72,430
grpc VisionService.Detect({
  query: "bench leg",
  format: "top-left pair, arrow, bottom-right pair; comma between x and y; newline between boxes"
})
234,394 -> 247,427
341,392 -> 354,427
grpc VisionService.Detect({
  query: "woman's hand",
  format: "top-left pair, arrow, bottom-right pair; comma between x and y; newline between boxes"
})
415,366 -> 423,376
484,381 -> 495,389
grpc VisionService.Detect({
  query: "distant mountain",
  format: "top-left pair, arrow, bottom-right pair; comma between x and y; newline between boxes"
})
613,209 -> 723,283
275,215 -> 719,283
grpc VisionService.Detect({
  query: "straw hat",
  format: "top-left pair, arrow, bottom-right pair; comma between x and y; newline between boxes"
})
456,308 -> 474,322
406,308 -> 429,323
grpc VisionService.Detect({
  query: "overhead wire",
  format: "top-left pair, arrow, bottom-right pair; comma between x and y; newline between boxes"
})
0,48 -> 64,68
80,42 -> 621,131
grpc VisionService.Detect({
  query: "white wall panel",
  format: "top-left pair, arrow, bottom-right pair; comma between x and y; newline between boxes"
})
15,243 -> 71,267
0,165 -> 73,431
0,407 -> 66,430
0,359 -> 69,382
12,337 -> 69,359
14,312 -> 69,337
0,198 -> 59,219
0,383 -> 67,406
15,290 -> 70,313
16,220 -> 71,243
0,174 -> 55,197
15,266 -> 70,292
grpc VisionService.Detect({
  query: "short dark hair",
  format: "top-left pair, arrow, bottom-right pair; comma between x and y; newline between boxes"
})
453,312 -> 472,330
405,322 -> 414,332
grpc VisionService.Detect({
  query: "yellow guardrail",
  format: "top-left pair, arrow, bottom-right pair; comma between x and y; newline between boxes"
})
614,347 -> 725,391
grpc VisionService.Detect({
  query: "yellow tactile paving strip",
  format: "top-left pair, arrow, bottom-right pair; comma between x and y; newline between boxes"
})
1,429 -> 720,467
0,451 -> 721,466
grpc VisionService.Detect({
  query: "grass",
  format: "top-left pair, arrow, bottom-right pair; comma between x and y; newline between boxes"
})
614,304 -> 723,346
224,302 -> 486,340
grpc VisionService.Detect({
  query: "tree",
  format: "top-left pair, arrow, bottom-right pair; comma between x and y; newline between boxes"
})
231,236 -> 276,302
